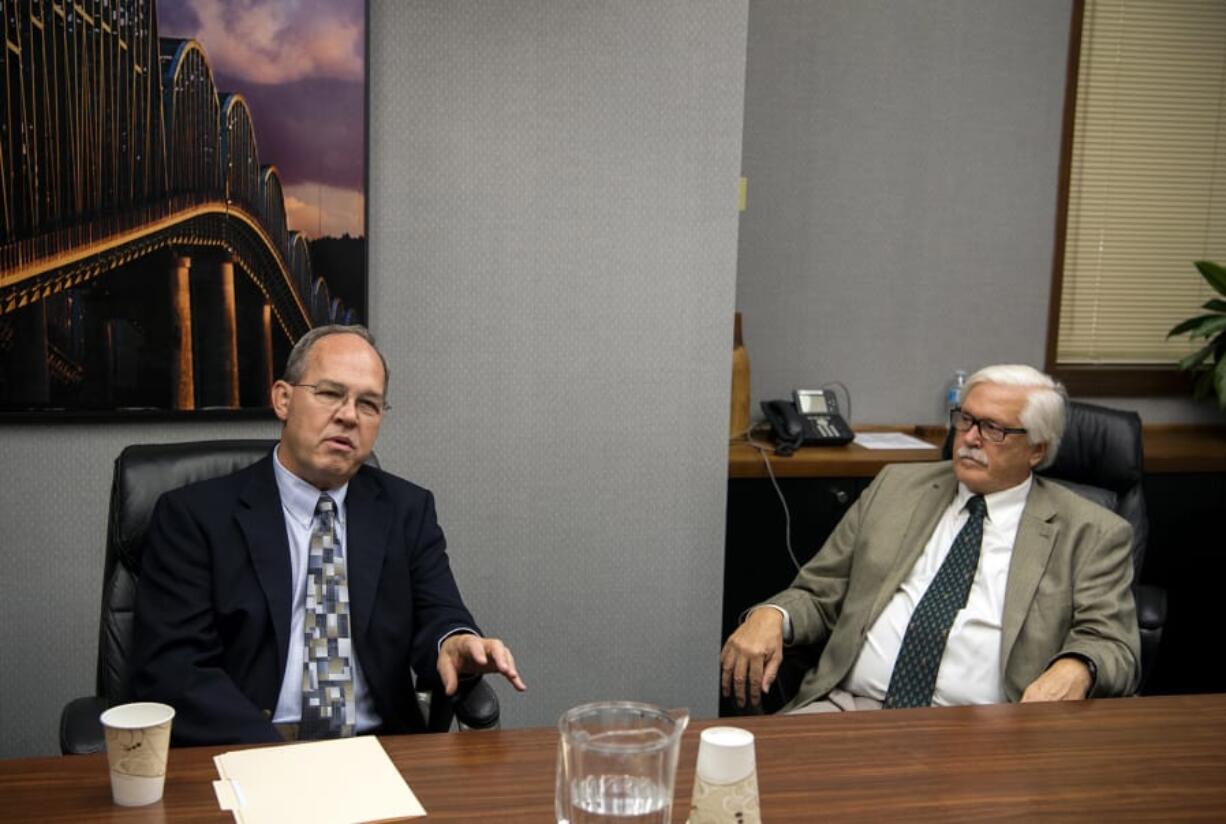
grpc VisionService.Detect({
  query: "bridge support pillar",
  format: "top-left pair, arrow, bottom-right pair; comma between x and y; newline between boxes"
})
261,303 -> 275,391
193,256 -> 240,408
8,298 -> 51,405
170,256 -> 196,410
220,259 -> 240,407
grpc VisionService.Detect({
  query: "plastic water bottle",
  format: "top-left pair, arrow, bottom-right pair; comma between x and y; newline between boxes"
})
946,369 -> 967,415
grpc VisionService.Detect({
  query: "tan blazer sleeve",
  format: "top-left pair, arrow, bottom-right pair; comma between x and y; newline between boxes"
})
760,465 -> 892,648
1055,510 -> 1140,697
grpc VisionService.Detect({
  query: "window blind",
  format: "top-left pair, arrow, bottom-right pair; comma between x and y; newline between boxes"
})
1057,0 -> 1226,364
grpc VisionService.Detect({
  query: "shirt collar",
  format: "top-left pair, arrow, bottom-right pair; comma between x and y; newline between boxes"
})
954,473 -> 1033,522
272,445 -> 349,528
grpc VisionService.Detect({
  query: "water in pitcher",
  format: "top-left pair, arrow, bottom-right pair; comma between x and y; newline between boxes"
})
563,775 -> 670,824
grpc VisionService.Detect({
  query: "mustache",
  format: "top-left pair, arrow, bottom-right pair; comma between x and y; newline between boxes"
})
956,445 -> 988,466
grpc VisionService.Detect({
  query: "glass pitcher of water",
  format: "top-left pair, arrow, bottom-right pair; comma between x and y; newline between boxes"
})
556,701 -> 690,824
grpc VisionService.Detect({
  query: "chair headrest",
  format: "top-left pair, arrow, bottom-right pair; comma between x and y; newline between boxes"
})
939,400 -> 1143,495
111,440 -> 277,572
1040,401 -> 1143,495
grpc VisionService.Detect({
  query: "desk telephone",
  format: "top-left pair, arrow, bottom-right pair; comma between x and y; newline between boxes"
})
762,389 -> 854,454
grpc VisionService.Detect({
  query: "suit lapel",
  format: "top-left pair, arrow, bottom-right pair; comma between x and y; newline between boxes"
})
866,471 -> 957,626
235,458 -> 294,679
1000,477 -> 1058,670
343,468 -> 390,641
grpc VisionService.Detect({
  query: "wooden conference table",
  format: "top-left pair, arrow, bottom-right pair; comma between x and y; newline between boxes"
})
3,693 -> 1225,821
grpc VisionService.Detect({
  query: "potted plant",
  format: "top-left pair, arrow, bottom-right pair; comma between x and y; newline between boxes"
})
1167,260 -> 1226,408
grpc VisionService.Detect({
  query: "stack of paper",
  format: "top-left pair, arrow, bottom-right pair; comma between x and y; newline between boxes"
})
853,433 -> 939,450
213,736 -> 425,823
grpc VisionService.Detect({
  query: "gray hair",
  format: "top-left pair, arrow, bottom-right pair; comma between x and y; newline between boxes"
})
282,324 -> 390,394
961,364 -> 1067,470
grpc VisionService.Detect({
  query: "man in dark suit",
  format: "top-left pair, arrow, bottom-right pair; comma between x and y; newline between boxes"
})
721,364 -> 1139,712
131,325 -> 525,745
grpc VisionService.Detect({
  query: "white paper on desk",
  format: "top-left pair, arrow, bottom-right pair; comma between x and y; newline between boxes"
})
853,432 -> 938,450
213,736 -> 425,823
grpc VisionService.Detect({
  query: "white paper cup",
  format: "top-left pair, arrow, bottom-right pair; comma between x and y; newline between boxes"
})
688,726 -> 761,824
100,702 -> 175,806
695,726 -> 756,785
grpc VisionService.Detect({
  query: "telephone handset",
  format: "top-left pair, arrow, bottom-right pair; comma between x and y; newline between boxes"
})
761,388 -> 854,454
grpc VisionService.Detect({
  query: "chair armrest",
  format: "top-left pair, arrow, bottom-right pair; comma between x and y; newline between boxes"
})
452,677 -> 500,731
60,696 -> 108,755
419,675 -> 501,732
1135,584 -> 1166,695
1136,583 -> 1166,631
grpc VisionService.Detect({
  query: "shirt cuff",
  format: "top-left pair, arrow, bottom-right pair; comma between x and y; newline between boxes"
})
750,605 -> 793,644
437,626 -> 480,653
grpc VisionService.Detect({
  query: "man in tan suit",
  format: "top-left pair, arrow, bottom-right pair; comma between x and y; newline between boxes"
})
722,364 -> 1140,712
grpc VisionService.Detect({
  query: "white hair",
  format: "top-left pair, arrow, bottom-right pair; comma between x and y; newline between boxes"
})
961,364 -> 1067,470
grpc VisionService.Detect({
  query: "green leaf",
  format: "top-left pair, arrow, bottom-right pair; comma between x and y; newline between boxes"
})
1177,340 -> 1216,371
1167,313 -> 1221,337
1193,369 -> 1215,401
1201,298 -> 1226,313
1195,261 -> 1226,297
1216,357 -> 1226,410
1188,316 -> 1226,340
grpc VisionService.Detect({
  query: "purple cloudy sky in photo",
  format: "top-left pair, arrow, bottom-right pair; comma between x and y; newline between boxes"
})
158,0 -> 366,238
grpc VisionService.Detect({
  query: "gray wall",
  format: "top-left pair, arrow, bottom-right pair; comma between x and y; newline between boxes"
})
0,0 -> 747,757
736,0 -> 1222,424
366,0 -> 746,730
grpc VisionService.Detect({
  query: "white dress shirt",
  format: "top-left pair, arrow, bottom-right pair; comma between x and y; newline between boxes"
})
272,447 -> 382,732
840,475 -> 1032,705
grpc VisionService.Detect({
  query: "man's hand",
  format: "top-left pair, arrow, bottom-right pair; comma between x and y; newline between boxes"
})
720,608 -> 785,708
1021,657 -> 1093,702
437,633 -> 527,695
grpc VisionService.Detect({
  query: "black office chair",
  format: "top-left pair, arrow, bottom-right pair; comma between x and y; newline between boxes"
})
748,400 -> 1165,714
1025,401 -> 1165,692
60,440 -> 499,754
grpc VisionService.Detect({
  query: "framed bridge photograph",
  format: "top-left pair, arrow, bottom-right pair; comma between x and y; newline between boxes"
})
0,0 -> 369,418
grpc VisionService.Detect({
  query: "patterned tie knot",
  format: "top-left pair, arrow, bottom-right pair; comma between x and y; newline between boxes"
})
966,494 -> 987,519
315,494 -> 335,516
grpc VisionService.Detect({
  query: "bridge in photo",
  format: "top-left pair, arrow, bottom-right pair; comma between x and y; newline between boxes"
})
0,0 -> 359,412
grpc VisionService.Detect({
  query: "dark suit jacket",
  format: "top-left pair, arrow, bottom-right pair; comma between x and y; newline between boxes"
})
130,454 -> 478,746
767,461 -> 1141,709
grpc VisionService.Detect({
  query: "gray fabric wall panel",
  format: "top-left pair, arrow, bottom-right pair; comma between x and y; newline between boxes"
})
0,421 -> 278,758
366,0 -> 747,729
737,0 -> 1072,424
0,1 -> 746,756
736,0 -> 1219,424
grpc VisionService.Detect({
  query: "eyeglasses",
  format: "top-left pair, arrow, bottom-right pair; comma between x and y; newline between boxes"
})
292,381 -> 389,419
949,407 -> 1026,443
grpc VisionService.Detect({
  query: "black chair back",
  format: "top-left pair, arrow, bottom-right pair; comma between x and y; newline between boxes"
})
96,440 -> 281,704
1040,402 -> 1148,574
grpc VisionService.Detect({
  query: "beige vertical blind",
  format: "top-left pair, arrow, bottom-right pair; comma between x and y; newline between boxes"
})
1057,0 -> 1226,364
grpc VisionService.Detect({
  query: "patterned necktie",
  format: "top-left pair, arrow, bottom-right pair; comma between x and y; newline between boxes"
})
300,494 -> 356,738
883,495 -> 987,709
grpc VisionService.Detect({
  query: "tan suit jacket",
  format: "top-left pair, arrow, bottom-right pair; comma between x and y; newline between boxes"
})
768,461 -> 1141,710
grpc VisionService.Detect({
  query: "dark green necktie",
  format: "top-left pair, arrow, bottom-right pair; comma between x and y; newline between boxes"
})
883,495 -> 987,709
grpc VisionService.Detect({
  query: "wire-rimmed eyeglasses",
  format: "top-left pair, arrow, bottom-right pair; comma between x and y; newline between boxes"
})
949,407 -> 1026,443
291,381 -> 389,419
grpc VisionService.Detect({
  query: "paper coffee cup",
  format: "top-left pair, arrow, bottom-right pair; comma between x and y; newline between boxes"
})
687,726 -> 761,824
100,702 -> 175,806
